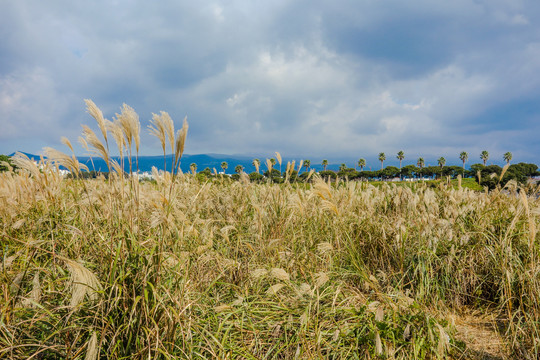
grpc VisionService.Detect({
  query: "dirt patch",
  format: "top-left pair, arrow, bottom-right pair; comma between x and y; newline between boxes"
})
452,312 -> 509,359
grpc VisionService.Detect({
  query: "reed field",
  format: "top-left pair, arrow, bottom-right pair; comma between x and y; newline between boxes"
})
1,102 -> 540,359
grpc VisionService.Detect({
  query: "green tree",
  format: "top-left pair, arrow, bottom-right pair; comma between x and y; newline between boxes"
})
503,152 -> 512,164
322,159 -> 328,172
303,159 -> 310,173
339,163 -> 347,172
190,163 -> 197,174
438,157 -> 446,169
235,164 -> 244,174
396,150 -> 405,171
417,157 -> 425,169
358,158 -> 366,171
221,161 -> 228,174
378,152 -> 386,170
401,165 -> 419,179
480,150 -> 489,166
459,151 -> 468,170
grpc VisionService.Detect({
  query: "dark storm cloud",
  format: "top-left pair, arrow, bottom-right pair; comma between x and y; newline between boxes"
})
1,0 -> 540,164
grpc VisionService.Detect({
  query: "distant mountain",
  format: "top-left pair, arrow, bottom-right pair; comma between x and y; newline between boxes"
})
6,152 -> 341,173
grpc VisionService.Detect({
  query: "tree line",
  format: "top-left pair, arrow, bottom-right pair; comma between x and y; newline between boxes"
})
3,151 -> 538,189
192,150 -> 538,188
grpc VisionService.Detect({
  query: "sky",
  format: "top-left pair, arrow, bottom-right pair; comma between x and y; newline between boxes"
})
1,0 -> 540,167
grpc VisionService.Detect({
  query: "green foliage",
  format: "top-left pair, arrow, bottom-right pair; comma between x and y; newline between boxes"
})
0,154 -> 15,172
319,170 -> 337,180
248,171 -> 264,182
474,162 -> 538,189
381,166 -> 399,179
263,168 -> 281,178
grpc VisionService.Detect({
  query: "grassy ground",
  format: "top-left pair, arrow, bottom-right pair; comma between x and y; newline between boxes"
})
1,167 -> 539,359
1,103 -> 539,359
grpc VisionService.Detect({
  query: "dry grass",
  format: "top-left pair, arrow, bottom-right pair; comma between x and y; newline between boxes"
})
1,101 -> 539,359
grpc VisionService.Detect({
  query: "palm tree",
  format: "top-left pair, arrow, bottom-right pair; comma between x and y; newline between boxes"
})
252,158 -> 260,174
417,157 -> 425,169
358,158 -> 366,171
235,164 -> 244,174
480,150 -> 489,166
303,159 -> 311,173
322,159 -> 328,172
378,152 -> 386,170
503,152 -> 512,164
437,157 -> 446,169
396,151 -> 405,171
190,163 -> 197,174
221,161 -> 228,174
339,163 -> 347,172
459,151 -> 468,169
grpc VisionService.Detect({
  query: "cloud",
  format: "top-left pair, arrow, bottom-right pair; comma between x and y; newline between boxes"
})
1,0 -> 540,164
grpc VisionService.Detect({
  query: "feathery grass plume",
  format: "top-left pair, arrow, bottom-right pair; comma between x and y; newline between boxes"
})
11,152 -> 42,178
78,135 -> 89,152
314,176 -> 332,200
61,136 -> 75,153
10,272 -> 24,294
107,159 -> 122,176
115,104 -> 136,152
12,218 -> 25,229
239,171 -> 250,185
21,272 -> 41,308
317,242 -> 333,254
284,161 -> 291,182
85,331 -> 99,360
375,329 -> 383,356
306,168 -> 315,182
267,283 -> 286,296
436,324 -> 449,357
275,152 -> 282,167
82,125 -> 110,171
520,190 -> 537,253
44,147 -> 89,177
63,258 -> 102,307
251,268 -> 268,279
85,99 -> 108,144
499,163 -> 510,183
160,111 -> 176,167
149,112 -> 168,170
107,119 -> 126,170
298,160 -> 303,173
314,272 -> 329,288
270,268 -> 290,281
254,160 -> 260,174
173,116 -> 189,174
115,104 -> 140,174
265,158 -> 273,172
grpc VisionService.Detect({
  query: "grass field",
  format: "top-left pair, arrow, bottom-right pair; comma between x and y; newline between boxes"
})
1,103 -> 539,359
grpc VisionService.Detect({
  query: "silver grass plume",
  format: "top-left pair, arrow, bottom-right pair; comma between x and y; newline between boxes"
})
84,99 -> 108,144
85,331 -> 99,360
173,116 -> 189,172
82,125 -> 110,170
62,258 -> 102,308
